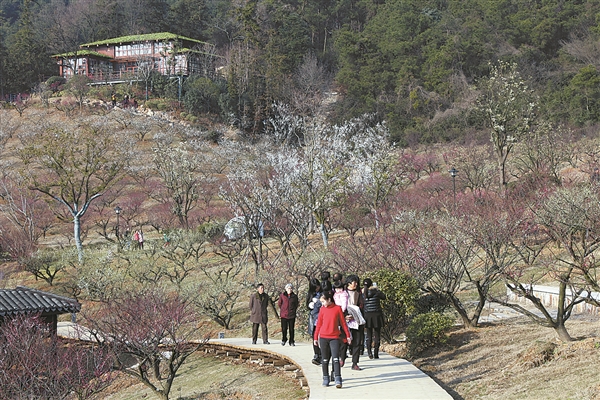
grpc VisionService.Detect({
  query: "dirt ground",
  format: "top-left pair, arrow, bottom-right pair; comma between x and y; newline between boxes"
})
383,314 -> 600,400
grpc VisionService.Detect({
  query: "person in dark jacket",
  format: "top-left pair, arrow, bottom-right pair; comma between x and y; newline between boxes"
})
307,277 -> 323,365
249,283 -> 270,344
362,278 -> 386,359
278,283 -> 299,346
320,270 -> 332,292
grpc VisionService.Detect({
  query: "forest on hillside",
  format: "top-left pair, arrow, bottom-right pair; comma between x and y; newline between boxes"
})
3,0 -> 600,144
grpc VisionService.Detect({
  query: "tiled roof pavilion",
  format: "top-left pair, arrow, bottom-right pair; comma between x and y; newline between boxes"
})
0,286 -> 81,334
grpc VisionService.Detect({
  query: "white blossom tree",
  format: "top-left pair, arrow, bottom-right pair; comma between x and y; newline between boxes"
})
477,61 -> 536,190
151,142 -> 203,229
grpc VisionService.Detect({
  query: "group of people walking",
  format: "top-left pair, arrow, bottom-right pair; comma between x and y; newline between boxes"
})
248,271 -> 386,389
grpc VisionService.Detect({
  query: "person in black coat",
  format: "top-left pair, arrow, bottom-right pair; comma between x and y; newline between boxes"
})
362,278 -> 386,359
307,277 -> 323,364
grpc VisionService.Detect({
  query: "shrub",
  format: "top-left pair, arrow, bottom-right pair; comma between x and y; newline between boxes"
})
197,221 -> 225,241
88,85 -> 113,102
405,312 -> 454,357
370,269 -> 421,343
45,76 -> 66,92
144,98 -> 172,111
183,76 -> 225,115
19,250 -> 64,285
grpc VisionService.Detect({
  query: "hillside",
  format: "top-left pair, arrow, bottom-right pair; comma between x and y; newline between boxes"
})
5,1 -> 600,144
3,96 -> 600,399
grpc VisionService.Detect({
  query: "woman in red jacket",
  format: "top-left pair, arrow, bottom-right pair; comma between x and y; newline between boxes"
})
313,290 -> 351,389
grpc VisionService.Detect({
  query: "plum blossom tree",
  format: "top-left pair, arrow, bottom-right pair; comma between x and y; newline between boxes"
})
0,315 -> 114,400
294,120 -> 351,248
84,288 -> 208,400
477,61 -> 537,190
346,120 -> 402,229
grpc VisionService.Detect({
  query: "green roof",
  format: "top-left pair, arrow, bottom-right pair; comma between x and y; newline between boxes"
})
51,49 -> 112,59
81,32 -> 207,47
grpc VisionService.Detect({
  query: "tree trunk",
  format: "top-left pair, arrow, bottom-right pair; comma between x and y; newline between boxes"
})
554,324 -> 573,342
373,208 -> 380,230
74,215 -> 83,263
449,294 -> 478,328
153,356 -> 161,380
319,221 -> 328,248
499,153 -> 508,190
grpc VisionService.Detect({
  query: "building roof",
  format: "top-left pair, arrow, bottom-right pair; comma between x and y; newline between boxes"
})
51,49 -> 113,59
0,286 -> 81,317
81,32 -> 208,47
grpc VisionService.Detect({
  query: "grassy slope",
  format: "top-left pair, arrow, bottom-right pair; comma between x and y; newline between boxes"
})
410,315 -> 600,400
95,352 -> 307,400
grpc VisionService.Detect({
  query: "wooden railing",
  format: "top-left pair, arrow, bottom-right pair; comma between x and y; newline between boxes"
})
87,71 -> 140,83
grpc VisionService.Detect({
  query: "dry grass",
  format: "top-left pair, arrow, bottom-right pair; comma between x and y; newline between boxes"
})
93,351 -> 307,400
394,314 -> 600,400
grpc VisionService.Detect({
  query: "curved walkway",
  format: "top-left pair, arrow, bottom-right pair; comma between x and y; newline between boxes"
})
211,337 -> 452,399
57,323 -> 451,399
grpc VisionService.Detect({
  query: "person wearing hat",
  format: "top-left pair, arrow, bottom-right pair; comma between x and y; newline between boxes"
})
278,283 -> 299,346
362,278 -> 386,359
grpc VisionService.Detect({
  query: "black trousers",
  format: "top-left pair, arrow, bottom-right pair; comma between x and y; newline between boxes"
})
349,328 -> 361,365
319,337 -> 341,378
280,317 -> 295,343
365,326 -> 381,351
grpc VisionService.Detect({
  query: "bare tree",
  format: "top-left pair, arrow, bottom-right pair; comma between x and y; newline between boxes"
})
0,106 -> 21,142
0,315 -> 114,400
194,238 -> 248,329
157,229 -> 207,288
491,185 -> 600,342
17,122 -> 133,262
0,173 -> 55,249
137,55 -> 155,100
291,52 -> 329,116
84,288 -> 208,400
444,145 -> 496,195
151,143 -> 202,229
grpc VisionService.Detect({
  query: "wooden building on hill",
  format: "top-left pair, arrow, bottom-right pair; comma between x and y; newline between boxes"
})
52,32 -> 215,84
0,286 -> 81,335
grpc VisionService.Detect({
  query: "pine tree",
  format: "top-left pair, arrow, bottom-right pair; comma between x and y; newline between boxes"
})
5,0 -> 54,93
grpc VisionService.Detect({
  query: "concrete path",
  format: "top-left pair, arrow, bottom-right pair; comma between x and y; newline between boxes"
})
57,323 -> 451,399
212,337 -> 452,399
